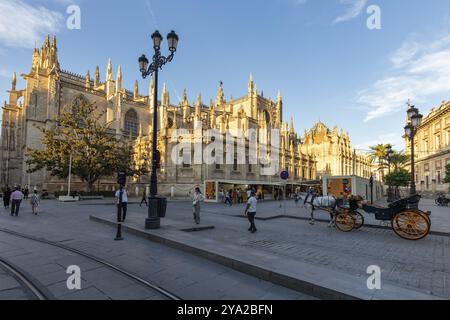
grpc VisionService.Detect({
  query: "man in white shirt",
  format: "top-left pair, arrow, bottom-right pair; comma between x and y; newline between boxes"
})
192,187 -> 205,225
10,187 -> 24,217
244,191 -> 258,233
115,185 -> 129,222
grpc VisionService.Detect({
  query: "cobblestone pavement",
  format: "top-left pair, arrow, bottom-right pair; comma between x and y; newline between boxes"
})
130,198 -> 449,298
0,200 -> 311,300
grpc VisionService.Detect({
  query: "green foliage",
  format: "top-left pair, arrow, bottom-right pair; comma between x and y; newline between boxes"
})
444,164 -> 450,183
385,169 -> 411,187
389,151 -> 409,171
26,99 -> 149,191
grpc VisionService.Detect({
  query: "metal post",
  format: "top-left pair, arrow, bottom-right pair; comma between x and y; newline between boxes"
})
67,153 -> 72,197
410,132 -> 416,195
370,176 -> 374,204
115,190 -> 124,240
146,57 -> 161,230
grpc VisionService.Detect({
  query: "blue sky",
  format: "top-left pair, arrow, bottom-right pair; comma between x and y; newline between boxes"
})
2,0 -> 450,151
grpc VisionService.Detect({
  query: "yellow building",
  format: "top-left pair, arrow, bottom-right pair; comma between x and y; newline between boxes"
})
405,101 -> 450,193
301,122 -> 373,179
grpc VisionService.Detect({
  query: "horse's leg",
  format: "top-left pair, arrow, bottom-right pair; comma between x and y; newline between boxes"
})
328,211 -> 336,227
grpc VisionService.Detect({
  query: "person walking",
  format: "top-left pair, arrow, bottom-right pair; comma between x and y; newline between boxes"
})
139,189 -> 148,207
30,190 -> 40,215
244,191 -> 258,233
3,187 -> 11,209
115,185 -> 129,222
192,187 -> 204,225
224,190 -> 233,206
10,187 -> 24,217
23,186 -> 29,200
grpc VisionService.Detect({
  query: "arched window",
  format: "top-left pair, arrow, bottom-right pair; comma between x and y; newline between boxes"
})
124,109 -> 139,139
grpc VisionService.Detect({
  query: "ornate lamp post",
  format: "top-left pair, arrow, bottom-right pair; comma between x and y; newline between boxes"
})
404,103 -> 423,196
138,30 -> 179,229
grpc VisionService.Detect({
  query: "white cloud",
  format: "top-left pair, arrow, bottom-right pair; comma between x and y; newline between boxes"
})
0,0 -> 64,49
334,0 -> 368,24
358,33 -> 450,122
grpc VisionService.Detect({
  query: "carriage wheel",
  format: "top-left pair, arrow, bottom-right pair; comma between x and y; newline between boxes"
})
335,212 -> 355,232
352,212 -> 364,230
392,210 -> 430,240
408,209 -> 431,227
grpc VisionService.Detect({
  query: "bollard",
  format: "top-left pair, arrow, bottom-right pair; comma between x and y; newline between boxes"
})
115,199 -> 124,241
114,223 -> 124,241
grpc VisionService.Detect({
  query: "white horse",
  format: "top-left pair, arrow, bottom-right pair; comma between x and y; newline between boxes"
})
299,193 -> 337,227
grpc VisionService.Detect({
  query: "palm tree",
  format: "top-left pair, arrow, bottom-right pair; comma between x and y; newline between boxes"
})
368,144 -> 389,181
389,151 -> 409,172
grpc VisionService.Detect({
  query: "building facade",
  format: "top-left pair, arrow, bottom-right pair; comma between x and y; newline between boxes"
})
301,122 -> 373,179
405,101 -> 450,193
1,36 -> 321,198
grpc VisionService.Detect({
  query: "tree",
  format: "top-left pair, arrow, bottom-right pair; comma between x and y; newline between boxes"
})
385,169 -> 411,199
389,151 -> 409,172
385,169 -> 410,187
444,163 -> 450,183
368,144 -> 389,181
26,99 -> 149,192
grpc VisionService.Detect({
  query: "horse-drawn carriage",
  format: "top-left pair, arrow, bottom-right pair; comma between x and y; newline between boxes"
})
302,193 -> 431,241
334,194 -> 431,240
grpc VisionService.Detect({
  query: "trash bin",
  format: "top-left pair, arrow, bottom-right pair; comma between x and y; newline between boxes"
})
157,197 -> 167,218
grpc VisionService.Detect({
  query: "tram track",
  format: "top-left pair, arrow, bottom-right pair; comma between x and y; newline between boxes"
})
0,228 -> 181,300
0,257 -> 49,300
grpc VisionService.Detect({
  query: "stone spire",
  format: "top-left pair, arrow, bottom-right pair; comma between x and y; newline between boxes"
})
248,73 -> 254,97
85,70 -> 90,89
45,34 -> 50,47
276,90 -> 283,125
182,88 -> 188,104
195,94 -> 202,120
94,66 -> 100,87
210,99 -> 216,128
11,72 -> 16,91
116,65 -> 122,93
181,89 -> 190,121
162,82 -> 169,106
216,81 -> 225,106
290,117 -> 295,135
134,80 -> 139,99
52,35 -> 56,48
106,58 -> 112,81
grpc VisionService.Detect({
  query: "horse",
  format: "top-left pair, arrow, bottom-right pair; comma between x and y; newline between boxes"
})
299,193 -> 338,227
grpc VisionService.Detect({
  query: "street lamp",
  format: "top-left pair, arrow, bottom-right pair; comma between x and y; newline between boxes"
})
404,103 -> 423,197
138,30 -> 179,229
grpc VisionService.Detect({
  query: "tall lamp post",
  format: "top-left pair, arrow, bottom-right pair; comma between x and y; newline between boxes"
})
138,30 -> 179,229
404,103 -> 423,197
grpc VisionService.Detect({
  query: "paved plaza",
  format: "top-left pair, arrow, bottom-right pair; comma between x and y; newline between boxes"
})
0,196 -> 449,300
0,198 -> 311,300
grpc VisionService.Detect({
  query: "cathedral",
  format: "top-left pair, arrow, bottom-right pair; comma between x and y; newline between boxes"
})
0,36 -> 317,198
301,122 -> 373,179
0,36 -> 372,199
